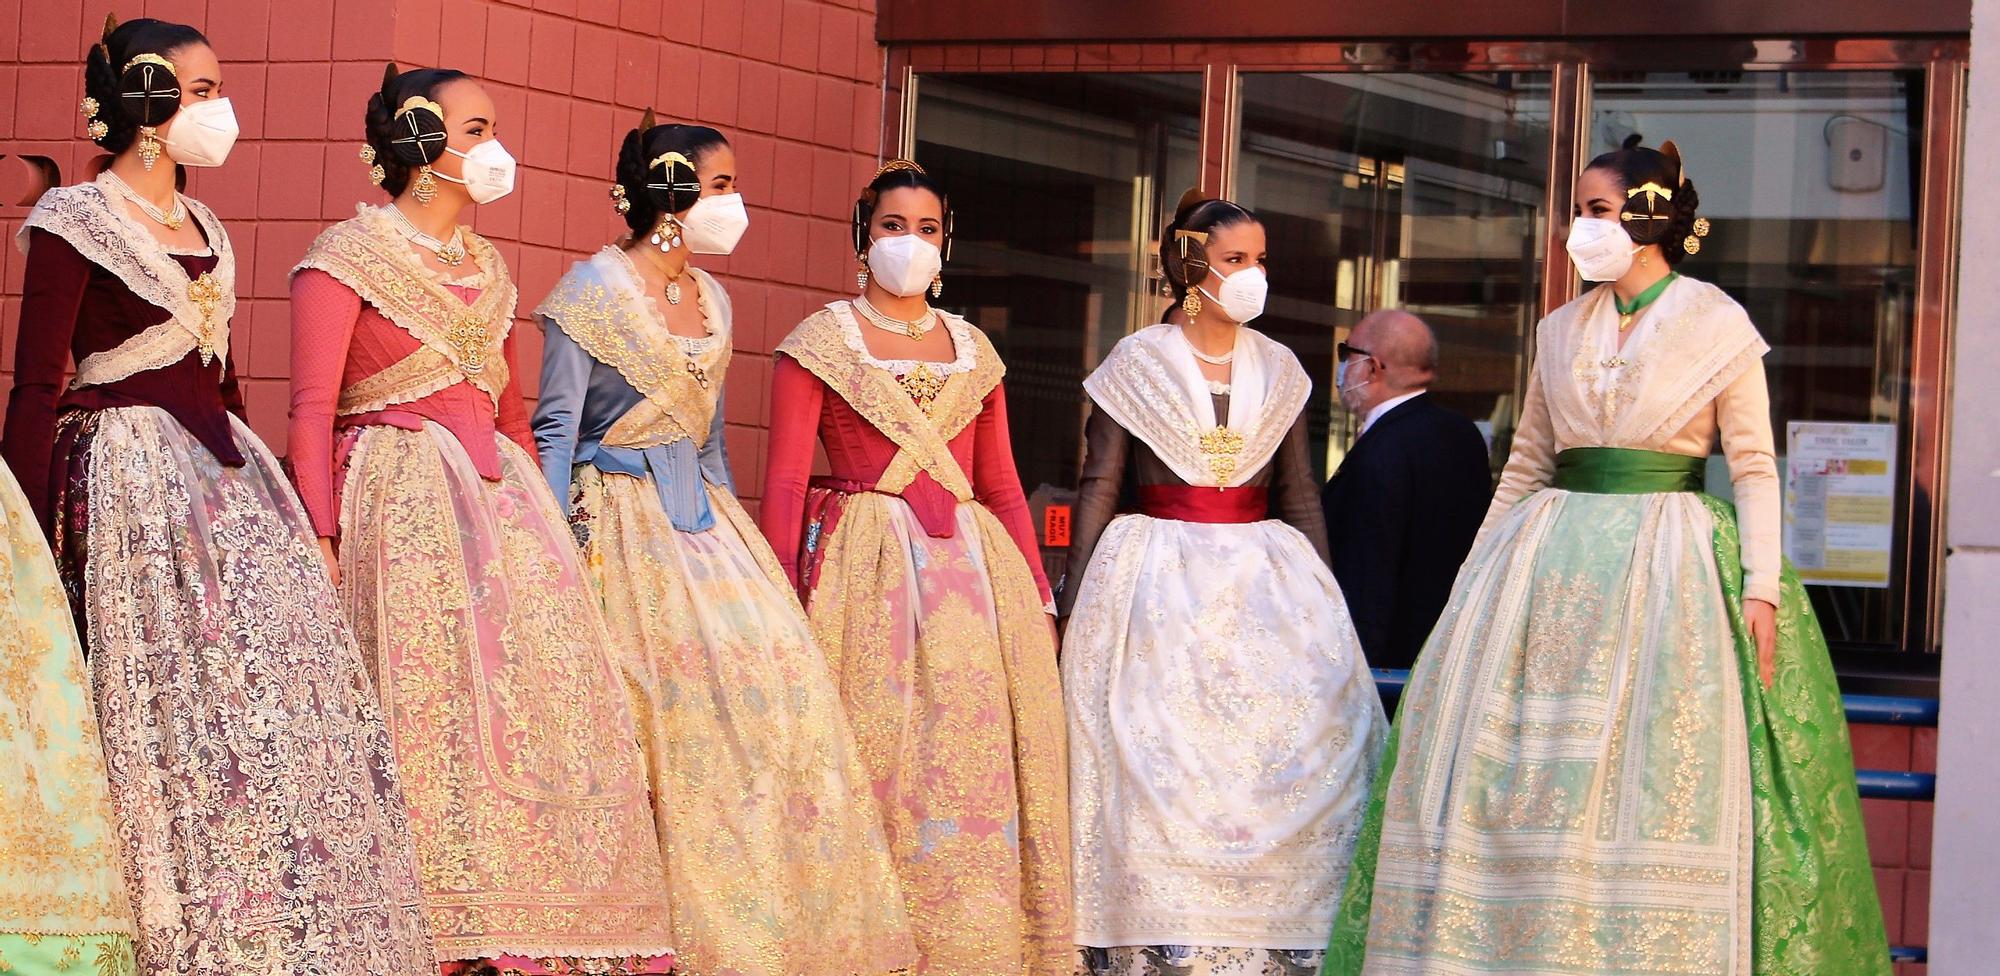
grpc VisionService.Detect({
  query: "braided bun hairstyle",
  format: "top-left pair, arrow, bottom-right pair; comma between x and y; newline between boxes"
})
363,62 -> 469,197
1584,134 -> 1703,266
613,110 -> 728,236
1158,189 -> 1258,304
83,16 -> 206,154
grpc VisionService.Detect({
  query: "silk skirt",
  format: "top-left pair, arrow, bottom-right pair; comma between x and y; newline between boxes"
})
568,466 -> 917,975
1063,514 -> 1385,974
335,422 -> 674,973
53,407 -> 433,976
801,486 -> 1073,975
1328,474 -> 1888,975
0,456 -> 135,976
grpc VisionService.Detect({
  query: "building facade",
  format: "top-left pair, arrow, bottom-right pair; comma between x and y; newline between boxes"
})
0,0 -> 1974,968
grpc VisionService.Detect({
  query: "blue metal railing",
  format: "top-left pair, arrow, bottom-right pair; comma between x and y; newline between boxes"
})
1369,667 -> 1936,965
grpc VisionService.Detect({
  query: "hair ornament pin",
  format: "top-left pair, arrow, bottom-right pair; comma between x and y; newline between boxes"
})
1620,181 -> 1675,223
1684,216 -> 1712,255
609,183 -> 631,214
1174,227 -> 1209,260
122,52 -> 174,74
394,95 -> 445,122
873,159 -> 926,180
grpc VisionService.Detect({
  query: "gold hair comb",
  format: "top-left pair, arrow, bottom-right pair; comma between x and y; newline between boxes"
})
394,95 -> 444,121
123,52 -> 174,73
1174,227 -> 1209,259
649,150 -> 693,172
873,159 -> 925,180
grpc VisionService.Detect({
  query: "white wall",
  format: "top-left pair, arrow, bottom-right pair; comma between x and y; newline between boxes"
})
1930,2 -> 2000,971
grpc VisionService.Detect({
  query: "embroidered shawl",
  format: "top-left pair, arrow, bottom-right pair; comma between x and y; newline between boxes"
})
18,174 -> 235,387
1083,323 -> 1311,488
1541,276 -> 1768,451
291,205 -> 516,413
532,247 -> 731,450
775,302 -> 1003,500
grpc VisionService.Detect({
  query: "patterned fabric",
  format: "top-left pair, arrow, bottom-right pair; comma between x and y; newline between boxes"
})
569,468 -> 918,974
1061,428 -> 1385,944
802,488 -> 1072,975
292,205 -> 516,410
1079,324 -> 1309,488
333,421 -> 674,968
0,459 -> 135,976
53,407 -> 433,976
1078,946 -> 1325,976
16,176 -> 234,384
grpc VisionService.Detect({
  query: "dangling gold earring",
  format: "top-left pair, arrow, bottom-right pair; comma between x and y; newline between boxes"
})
1638,249 -> 1650,268
1182,288 -> 1202,318
413,165 -> 437,206
856,263 -> 869,291
136,126 -> 162,170
930,273 -> 942,299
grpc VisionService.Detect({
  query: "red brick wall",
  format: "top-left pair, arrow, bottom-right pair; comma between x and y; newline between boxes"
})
1,0 -> 885,501
1852,722 -> 1937,975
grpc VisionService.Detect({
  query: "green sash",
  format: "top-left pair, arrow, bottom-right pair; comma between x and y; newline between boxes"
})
1553,446 -> 1703,494
1326,461 -> 1891,975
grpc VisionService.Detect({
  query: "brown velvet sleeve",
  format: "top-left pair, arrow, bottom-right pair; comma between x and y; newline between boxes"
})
1271,414 -> 1330,567
1057,403 -> 1129,618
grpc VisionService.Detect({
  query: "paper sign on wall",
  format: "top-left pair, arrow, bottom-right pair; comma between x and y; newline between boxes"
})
1784,422 -> 1896,588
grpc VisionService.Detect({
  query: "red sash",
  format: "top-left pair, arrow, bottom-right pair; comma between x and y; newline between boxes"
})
1136,484 -> 1269,524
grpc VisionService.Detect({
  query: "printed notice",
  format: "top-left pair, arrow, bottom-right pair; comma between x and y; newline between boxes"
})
1784,422 -> 1896,588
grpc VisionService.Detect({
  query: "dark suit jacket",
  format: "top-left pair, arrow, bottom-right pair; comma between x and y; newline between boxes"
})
1321,393 -> 1492,670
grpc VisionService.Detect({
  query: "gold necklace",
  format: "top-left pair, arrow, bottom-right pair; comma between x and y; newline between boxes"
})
855,294 -> 935,340
103,170 -> 186,231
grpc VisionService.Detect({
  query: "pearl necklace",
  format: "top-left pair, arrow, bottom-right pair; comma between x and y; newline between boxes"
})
1183,328 -> 1236,366
854,294 -> 936,340
102,170 -> 186,231
385,204 -> 467,267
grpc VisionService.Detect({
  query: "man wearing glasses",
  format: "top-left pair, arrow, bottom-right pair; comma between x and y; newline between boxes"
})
1320,309 -> 1493,670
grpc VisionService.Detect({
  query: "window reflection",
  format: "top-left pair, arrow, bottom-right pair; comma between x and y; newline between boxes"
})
1236,72 -> 1553,479
911,73 -> 1203,503
1592,70 -> 1922,651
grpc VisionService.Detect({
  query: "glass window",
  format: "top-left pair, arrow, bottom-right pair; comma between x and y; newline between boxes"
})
910,73 -> 1203,503
1591,70 -> 1923,652
1235,72 -> 1553,479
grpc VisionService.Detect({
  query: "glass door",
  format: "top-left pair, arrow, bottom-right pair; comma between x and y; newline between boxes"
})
1233,72 -> 1554,479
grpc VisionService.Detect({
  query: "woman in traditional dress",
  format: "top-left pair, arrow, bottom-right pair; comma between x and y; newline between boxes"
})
758,160 -> 1072,975
288,64 -> 675,976
0,467 -> 135,976
0,19 -> 432,976
1059,193 -> 1386,976
531,114 -> 917,975
1326,140 -> 1889,975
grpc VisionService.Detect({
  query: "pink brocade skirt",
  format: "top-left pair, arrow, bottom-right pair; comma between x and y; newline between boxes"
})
333,421 -> 674,972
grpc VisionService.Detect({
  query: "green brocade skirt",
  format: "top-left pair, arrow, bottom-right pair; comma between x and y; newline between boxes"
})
1326,448 -> 1890,975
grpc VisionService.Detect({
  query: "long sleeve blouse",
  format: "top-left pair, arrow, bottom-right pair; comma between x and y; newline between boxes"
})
759,352 -> 1053,604
287,267 -> 532,538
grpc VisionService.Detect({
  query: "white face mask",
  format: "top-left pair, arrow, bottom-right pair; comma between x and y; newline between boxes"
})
682,192 -> 749,255
866,234 -> 943,298
436,140 -> 517,204
1566,217 -> 1640,282
1197,265 -> 1268,324
161,98 -> 240,168
1336,356 -> 1373,411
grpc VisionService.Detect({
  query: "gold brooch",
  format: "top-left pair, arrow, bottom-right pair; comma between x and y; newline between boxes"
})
1197,426 -> 1244,484
187,272 -> 225,366
897,363 -> 946,412
444,313 -> 489,375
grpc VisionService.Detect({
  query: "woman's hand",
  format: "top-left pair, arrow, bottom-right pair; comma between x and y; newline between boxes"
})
317,536 -> 340,587
1745,598 -> 1777,688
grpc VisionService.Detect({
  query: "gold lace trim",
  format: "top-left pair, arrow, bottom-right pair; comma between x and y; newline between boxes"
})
1082,326 -> 1309,488
19,177 -> 235,387
775,303 -> 1003,500
293,205 -> 515,405
532,248 -> 730,451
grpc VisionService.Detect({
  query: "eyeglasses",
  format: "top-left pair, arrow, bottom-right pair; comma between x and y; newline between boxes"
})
1338,341 -> 1373,361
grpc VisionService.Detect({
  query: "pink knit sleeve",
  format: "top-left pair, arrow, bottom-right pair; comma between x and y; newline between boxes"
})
288,269 -> 362,538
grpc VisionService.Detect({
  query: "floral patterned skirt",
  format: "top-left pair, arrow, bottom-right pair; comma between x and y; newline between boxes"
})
568,467 -> 916,975
1078,946 -> 1324,976
334,422 -> 674,972
801,486 -> 1072,975
1,456 -> 135,976
52,407 -> 433,976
